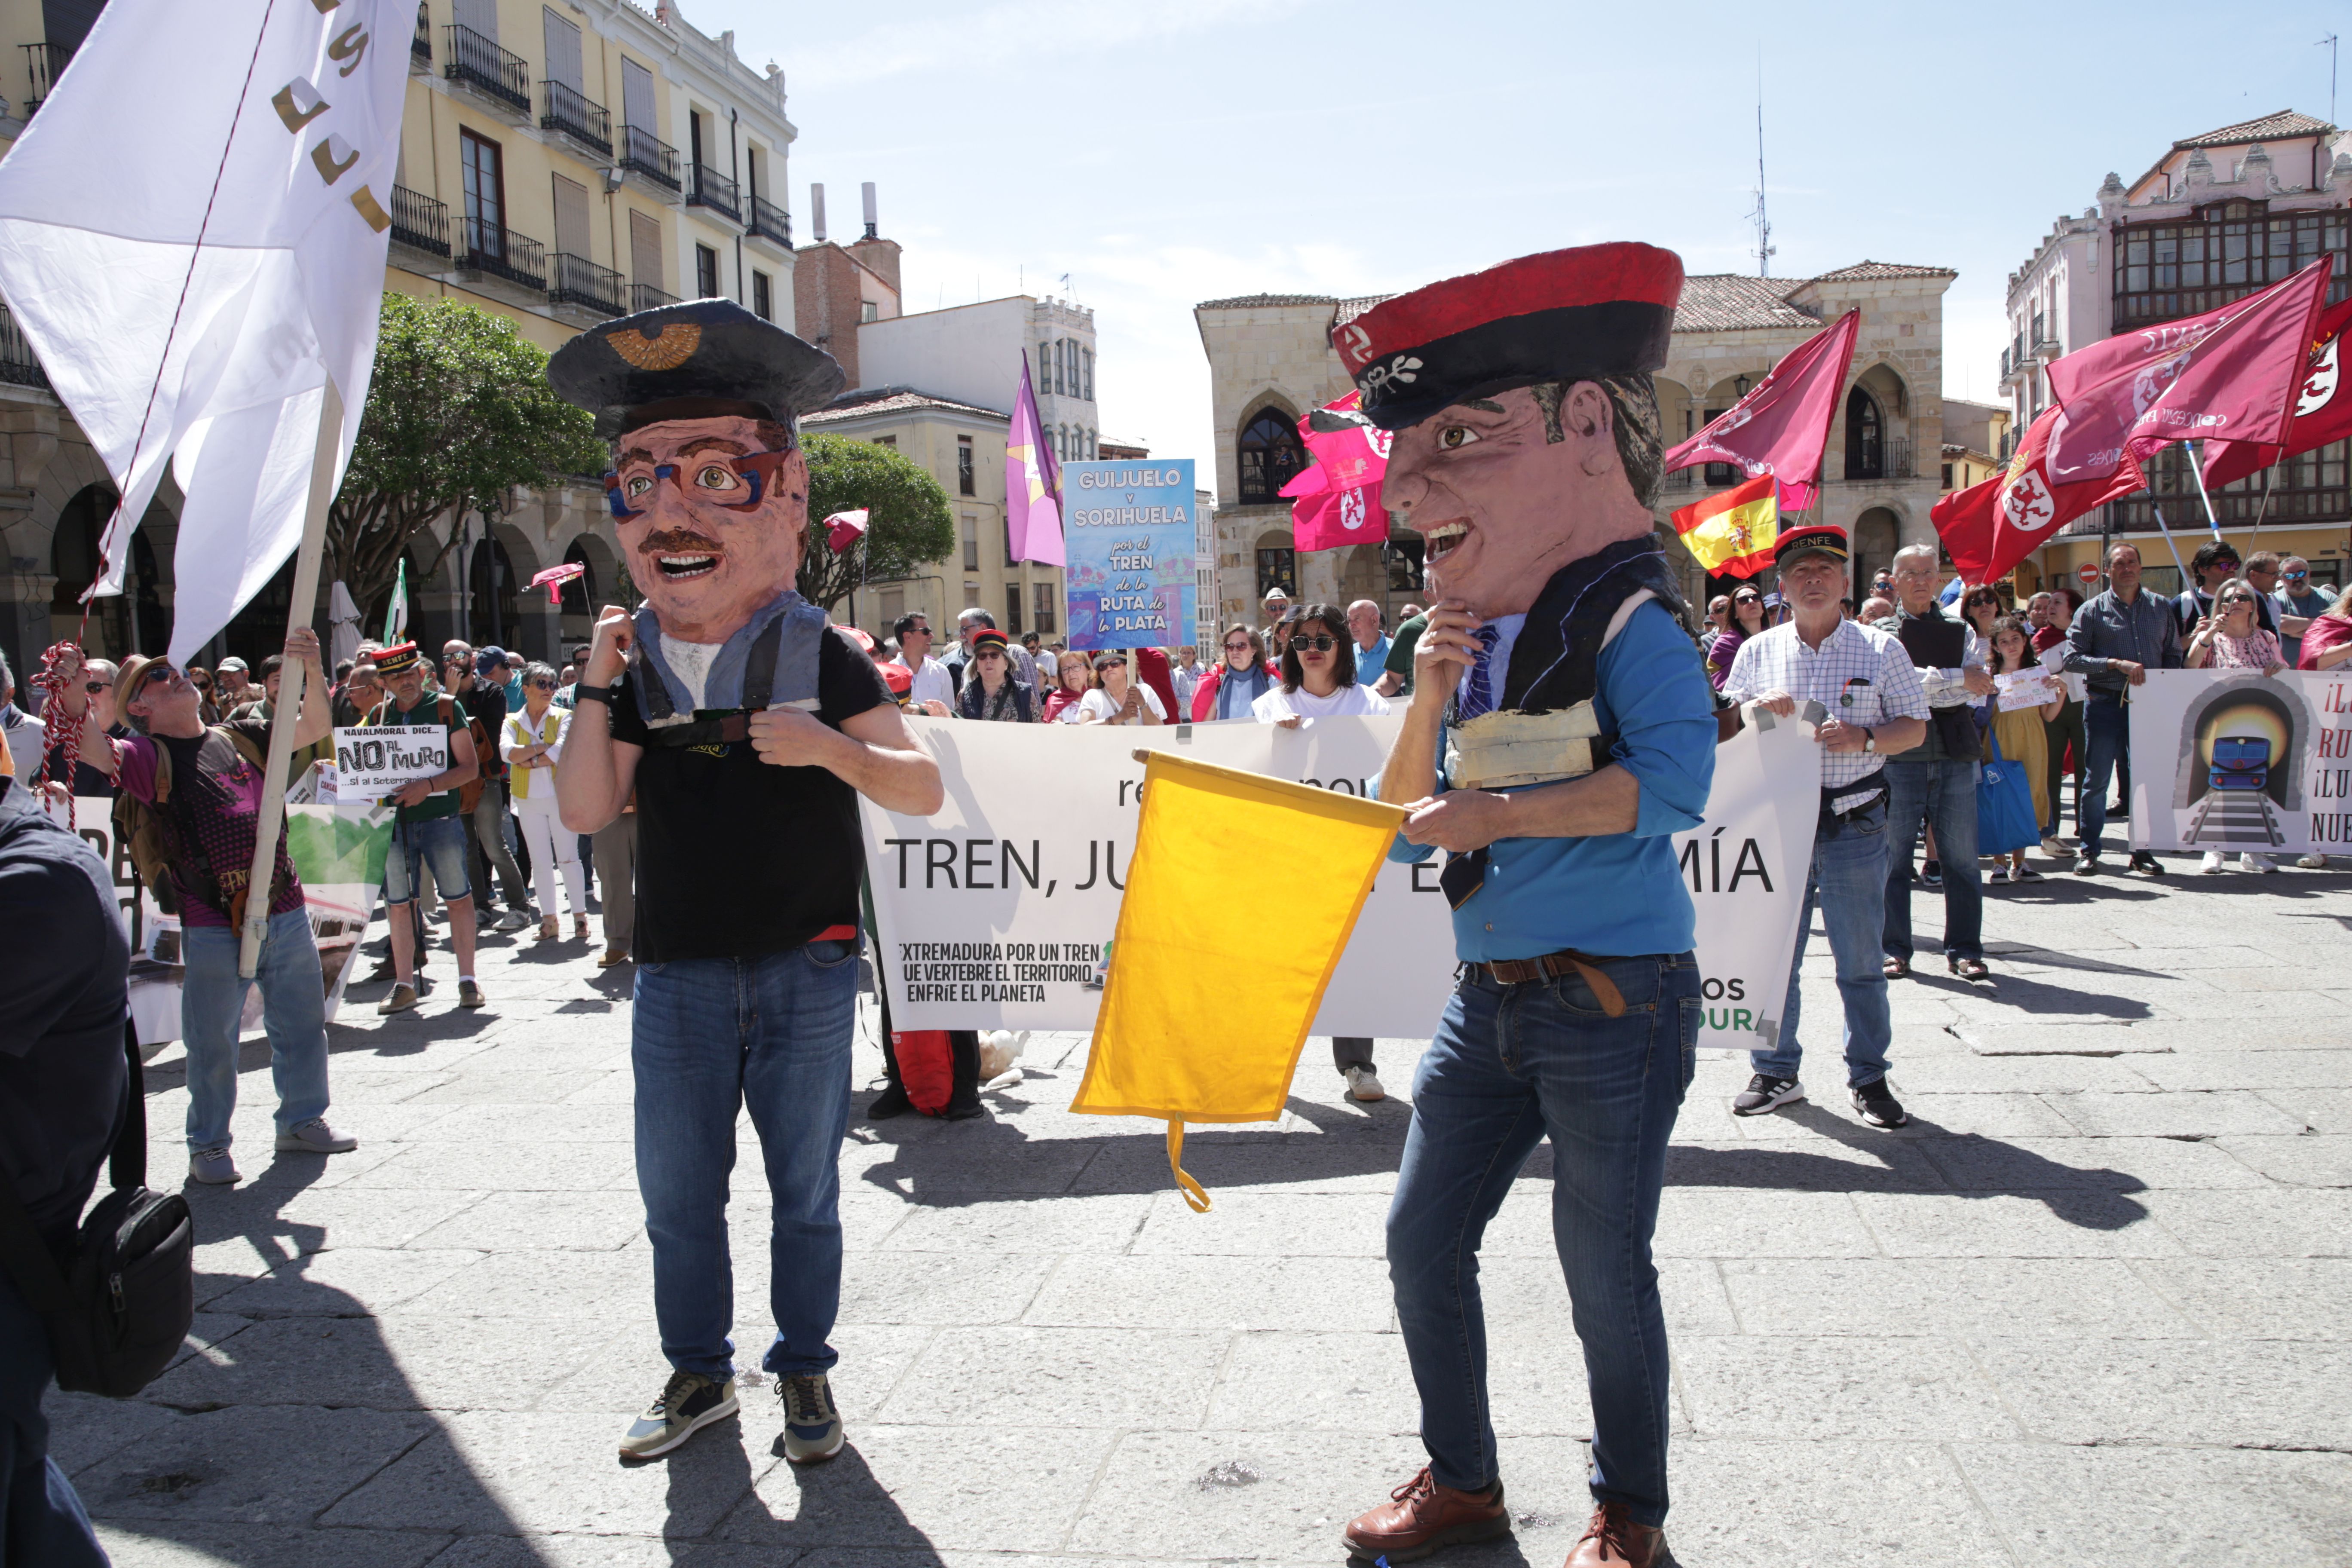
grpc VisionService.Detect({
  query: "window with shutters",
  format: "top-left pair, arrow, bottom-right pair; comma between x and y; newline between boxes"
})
1032,580 -> 1057,633
541,7 -> 583,89
459,129 -> 506,257
962,513 -> 979,571
957,435 -> 974,496
695,243 -> 719,299
628,209 -> 663,291
751,270 -> 772,321
551,173 -> 590,260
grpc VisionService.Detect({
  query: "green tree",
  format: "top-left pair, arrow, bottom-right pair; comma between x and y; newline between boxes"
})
795,432 -> 956,612
329,294 -> 606,626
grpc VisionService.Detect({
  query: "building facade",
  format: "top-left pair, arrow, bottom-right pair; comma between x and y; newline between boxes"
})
0,0 -> 799,674
1194,259 -> 1955,631
2001,111 -> 2352,598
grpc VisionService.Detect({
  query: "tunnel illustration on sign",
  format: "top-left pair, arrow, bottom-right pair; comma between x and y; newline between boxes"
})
2169,676 -> 2311,850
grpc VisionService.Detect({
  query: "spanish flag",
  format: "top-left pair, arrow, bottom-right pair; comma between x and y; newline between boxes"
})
1672,472 -> 1779,578
1071,750 -> 1406,1210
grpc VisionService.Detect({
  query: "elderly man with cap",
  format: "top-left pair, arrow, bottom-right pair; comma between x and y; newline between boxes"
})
1719,524 -> 1928,1129
548,301 -> 942,1465
1358,244 -> 1717,1568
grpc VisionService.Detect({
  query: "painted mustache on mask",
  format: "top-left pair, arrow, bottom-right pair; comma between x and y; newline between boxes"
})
637,529 -> 729,582
635,529 -> 726,554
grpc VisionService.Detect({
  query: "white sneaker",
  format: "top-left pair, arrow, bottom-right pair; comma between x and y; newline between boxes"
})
494,909 -> 533,932
2199,851 -> 2227,875
2040,836 -> 2068,858
189,1146 -> 239,1185
275,1117 -> 358,1154
2297,852 -> 2328,870
2241,853 -> 2278,874
1343,1065 -> 1386,1103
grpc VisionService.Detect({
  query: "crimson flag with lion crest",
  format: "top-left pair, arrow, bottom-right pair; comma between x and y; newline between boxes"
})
1931,407 -> 2146,585
2201,295 -> 2352,488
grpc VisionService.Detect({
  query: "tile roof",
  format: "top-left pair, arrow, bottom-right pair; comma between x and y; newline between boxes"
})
1195,292 -> 1339,310
1807,260 -> 1958,282
1672,274 -> 1819,331
803,386 -> 1008,424
1333,294 -> 1392,326
2175,110 -> 2336,149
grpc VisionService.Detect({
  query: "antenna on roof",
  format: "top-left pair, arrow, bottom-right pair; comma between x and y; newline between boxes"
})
2323,33 -> 2340,126
1749,54 -> 1775,279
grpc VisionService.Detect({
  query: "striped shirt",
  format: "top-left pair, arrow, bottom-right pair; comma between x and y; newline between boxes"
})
1721,618 -> 1931,788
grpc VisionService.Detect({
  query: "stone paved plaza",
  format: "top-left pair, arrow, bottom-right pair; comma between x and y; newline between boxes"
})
47,855 -> 2352,1567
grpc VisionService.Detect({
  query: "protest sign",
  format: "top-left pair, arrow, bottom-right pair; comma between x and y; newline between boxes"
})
2125,669 -> 2352,855
1062,459 -> 1197,650
862,709 -> 1820,1049
1996,669 -> 2061,710
333,725 -> 447,801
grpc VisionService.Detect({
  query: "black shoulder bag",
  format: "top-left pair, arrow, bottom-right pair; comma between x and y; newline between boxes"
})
0,1023 -> 195,1397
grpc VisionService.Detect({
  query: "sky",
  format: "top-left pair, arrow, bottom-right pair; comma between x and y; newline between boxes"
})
687,0 -> 2349,467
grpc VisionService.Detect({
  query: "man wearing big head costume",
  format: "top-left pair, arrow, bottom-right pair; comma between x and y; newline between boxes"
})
1352,245 -> 1715,1568
548,301 -> 943,1463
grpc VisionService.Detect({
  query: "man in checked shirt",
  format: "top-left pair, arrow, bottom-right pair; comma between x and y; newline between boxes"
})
1720,523 -> 1929,1129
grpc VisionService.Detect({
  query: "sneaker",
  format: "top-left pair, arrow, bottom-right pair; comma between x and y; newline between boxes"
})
275,1117 -> 358,1154
1921,858 -> 1943,889
458,980 -> 486,1008
618,1370 -> 738,1460
2240,852 -> 2278,874
778,1372 -> 845,1464
377,982 -> 420,1015
2297,853 -> 2328,870
1731,1073 -> 1804,1117
1988,866 -> 2010,885
188,1146 -> 239,1185
2040,836 -> 2069,858
2200,851 -> 2227,875
1344,1065 -> 1386,1103
494,909 -> 533,932
2074,851 -> 2100,875
597,947 -> 631,968
2014,865 -> 2044,883
1852,1078 -> 1910,1128
2129,851 -> 2165,876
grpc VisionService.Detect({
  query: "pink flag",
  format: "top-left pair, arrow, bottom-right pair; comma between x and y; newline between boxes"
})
1281,391 -> 1393,552
1662,309 -> 1858,508
2046,257 -> 2334,486
1005,352 -> 1065,566
527,562 -> 585,606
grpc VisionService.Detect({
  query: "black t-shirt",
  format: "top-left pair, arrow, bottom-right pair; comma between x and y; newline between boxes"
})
608,625 -> 892,963
0,776 -> 129,1247
455,680 -> 508,781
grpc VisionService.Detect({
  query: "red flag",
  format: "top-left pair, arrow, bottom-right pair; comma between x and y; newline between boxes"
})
1282,391 -> 1393,552
823,508 -> 870,553
2202,295 -> 2352,487
1931,406 -> 2144,583
1662,309 -> 1858,505
2045,257 -> 2334,486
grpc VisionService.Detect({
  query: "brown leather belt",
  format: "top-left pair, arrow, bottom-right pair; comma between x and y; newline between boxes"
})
1469,949 -> 1626,1017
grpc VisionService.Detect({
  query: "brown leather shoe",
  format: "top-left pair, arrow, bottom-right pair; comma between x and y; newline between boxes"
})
1562,1500 -> 1664,1567
1341,1467 -> 1509,1562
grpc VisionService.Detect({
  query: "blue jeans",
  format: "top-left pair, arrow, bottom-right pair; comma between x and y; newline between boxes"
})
2078,696 -> 2130,856
383,814 -> 472,906
1758,801 -> 1893,1089
179,905 -> 331,1152
1882,756 -> 1983,963
1387,953 -> 1699,1528
633,940 -> 859,1379
0,1277 -> 109,1568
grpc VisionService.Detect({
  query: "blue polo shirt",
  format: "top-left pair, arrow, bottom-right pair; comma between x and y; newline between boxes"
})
1387,600 -> 1715,961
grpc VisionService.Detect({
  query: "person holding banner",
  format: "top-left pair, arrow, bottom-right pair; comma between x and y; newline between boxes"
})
365,642 -> 487,1014
1042,650 -> 1093,723
952,629 -> 1037,723
1352,243 -> 1715,1568
545,299 -> 941,1467
59,634 -> 358,1186
2185,579 -> 2291,876
1075,651 -> 1165,726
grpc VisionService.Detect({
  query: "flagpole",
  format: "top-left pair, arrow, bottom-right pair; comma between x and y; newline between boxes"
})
2245,462 -> 2278,553
2186,439 -> 2226,541
238,378 -> 343,979
2147,499 -> 2193,588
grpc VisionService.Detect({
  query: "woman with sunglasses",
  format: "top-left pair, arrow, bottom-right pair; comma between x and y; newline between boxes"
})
2185,577 -> 2289,873
1252,602 -> 1391,727
1075,649 -> 1166,726
1188,623 -> 1276,721
185,665 -> 222,726
1961,584 -> 2003,645
1706,588 -> 1767,692
953,628 -> 1035,723
1042,649 -> 1093,723
502,661 -> 591,937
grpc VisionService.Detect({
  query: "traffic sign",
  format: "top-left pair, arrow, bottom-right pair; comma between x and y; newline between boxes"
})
2077,563 -> 2101,585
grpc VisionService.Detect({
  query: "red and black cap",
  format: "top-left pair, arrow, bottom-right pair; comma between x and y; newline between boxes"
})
968,628 -> 1010,655
372,640 -> 426,676
548,298 -> 846,440
1332,243 -> 1684,431
1774,523 -> 1849,567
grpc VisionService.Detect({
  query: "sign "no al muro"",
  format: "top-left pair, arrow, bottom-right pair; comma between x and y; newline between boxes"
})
331,725 -> 447,801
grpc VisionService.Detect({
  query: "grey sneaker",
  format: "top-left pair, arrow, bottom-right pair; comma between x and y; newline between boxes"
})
189,1146 -> 239,1185
493,909 -> 533,932
1343,1065 -> 1386,1103
1731,1073 -> 1804,1117
275,1117 -> 358,1154
779,1372 -> 845,1464
378,982 -> 420,1015
619,1370 -> 738,1459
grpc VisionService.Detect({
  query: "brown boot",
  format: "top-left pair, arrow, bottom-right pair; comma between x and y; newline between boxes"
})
1341,1467 -> 1509,1562
1562,1500 -> 1664,1568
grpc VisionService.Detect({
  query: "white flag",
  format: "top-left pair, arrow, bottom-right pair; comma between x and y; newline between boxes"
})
0,0 -> 407,662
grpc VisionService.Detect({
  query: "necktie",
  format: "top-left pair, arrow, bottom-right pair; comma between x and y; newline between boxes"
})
1439,623 -> 1506,910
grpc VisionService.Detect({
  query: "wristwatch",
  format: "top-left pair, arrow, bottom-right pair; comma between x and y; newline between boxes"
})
574,684 -> 615,706
1862,728 -> 1876,753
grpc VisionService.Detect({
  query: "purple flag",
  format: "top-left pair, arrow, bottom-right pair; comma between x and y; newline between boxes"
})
1006,352 -> 1065,566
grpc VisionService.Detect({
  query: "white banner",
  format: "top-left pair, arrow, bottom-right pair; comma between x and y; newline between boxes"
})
332,724 -> 446,801
862,710 -> 1821,1048
2126,668 -> 2352,854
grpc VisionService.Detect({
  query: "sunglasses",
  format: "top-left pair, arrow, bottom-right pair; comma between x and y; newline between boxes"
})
2284,570 -> 2310,580
1223,640 -> 1253,651
1290,634 -> 1339,653
84,680 -> 108,693
526,678 -> 554,689
603,447 -> 796,520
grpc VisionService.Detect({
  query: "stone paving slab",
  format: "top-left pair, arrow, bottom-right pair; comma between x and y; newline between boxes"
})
61,864 -> 2352,1566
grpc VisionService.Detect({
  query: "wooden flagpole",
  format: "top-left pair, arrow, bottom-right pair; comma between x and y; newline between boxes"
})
237,378 -> 343,978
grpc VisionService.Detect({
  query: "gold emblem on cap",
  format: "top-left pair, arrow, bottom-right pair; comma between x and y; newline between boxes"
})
606,323 -> 701,371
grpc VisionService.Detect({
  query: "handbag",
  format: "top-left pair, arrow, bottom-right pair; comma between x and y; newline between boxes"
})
1976,721 -> 2041,856
0,1024 -> 196,1398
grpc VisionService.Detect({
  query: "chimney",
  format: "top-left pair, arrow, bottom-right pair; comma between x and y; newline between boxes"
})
810,184 -> 826,244
861,182 -> 879,239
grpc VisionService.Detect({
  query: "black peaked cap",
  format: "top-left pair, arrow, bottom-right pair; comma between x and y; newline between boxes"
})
547,298 -> 846,439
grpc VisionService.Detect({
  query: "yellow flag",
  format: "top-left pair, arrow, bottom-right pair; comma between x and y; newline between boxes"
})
1070,749 -> 1407,1210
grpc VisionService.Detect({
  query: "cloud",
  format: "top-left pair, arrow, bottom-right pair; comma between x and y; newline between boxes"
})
791,0 -> 1303,89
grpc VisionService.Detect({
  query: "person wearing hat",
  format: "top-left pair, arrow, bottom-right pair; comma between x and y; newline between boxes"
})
953,628 -> 1036,722
211,656 -> 252,711
367,640 -> 490,1012
546,300 -> 942,1467
1358,244 -> 1717,1568
49,631 -> 358,1186
1719,525 -> 1929,1132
